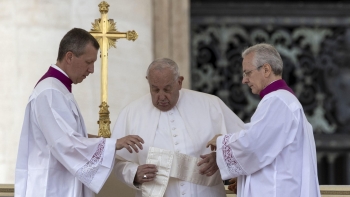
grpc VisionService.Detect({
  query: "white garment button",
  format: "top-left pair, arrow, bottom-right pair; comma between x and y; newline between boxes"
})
175,142 -> 179,145
169,112 -> 173,115
173,134 -> 177,137
182,192 -> 185,195
180,183 -> 184,186
171,120 -> 174,122
172,127 -> 176,130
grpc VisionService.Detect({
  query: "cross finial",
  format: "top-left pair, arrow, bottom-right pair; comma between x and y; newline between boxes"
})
98,1 -> 109,14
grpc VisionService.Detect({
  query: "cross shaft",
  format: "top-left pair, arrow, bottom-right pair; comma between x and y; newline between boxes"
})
89,1 -> 138,137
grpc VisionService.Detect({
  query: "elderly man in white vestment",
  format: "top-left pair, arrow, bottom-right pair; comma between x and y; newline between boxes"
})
207,43 -> 321,197
15,28 -> 144,197
111,58 -> 245,197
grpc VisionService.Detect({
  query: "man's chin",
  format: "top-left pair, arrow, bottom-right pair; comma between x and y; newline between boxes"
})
251,89 -> 258,95
157,105 -> 171,111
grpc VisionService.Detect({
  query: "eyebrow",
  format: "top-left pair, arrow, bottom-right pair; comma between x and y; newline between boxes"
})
151,84 -> 172,89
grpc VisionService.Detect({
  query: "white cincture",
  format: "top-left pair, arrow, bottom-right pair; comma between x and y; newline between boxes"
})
141,147 -> 222,197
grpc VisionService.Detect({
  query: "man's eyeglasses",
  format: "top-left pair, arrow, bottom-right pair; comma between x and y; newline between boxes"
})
242,65 -> 263,78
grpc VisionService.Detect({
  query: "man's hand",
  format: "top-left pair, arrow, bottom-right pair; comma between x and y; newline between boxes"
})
134,164 -> 158,185
206,134 -> 222,151
227,178 -> 237,194
116,135 -> 144,153
197,152 -> 219,176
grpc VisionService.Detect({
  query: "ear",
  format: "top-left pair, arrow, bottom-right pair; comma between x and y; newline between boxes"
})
65,51 -> 74,64
263,63 -> 272,78
177,76 -> 184,89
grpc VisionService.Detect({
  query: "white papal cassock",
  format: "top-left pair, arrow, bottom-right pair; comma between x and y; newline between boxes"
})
111,89 -> 244,197
216,89 -> 321,197
15,65 -> 116,197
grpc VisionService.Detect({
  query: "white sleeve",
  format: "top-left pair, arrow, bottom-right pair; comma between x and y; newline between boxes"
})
111,107 -> 140,190
216,96 -> 299,180
216,97 -> 245,134
113,159 -> 141,190
34,90 -> 116,193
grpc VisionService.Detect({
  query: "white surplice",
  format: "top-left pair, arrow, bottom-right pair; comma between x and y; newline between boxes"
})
15,67 -> 116,197
111,89 -> 244,197
216,90 -> 321,197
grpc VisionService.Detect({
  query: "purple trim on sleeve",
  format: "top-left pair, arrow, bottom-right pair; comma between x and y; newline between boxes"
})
35,66 -> 73,92
76,138 -> 106,186
222,134 -> 244,175
259,79 -> 294,99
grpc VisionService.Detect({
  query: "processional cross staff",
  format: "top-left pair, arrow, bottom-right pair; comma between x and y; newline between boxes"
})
89,1 -> 138,137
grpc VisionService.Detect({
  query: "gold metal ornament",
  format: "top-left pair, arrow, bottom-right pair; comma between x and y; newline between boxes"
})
89,1 -> 138,137
97,102 -> 111,137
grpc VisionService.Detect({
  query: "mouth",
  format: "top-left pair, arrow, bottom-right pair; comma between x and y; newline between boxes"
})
158,102 -> 169,106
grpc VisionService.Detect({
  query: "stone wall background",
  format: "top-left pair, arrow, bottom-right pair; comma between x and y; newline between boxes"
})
0,0 -> 153,183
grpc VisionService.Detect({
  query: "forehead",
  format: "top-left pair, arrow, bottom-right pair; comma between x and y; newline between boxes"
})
242,52 -> 255,70
148,69 -> 175,87
81,44 -> 98,60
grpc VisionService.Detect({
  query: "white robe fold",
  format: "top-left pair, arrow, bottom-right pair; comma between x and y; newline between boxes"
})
15,77 -> 116,197
216,89 -> 321,197
111,89 -> 244,197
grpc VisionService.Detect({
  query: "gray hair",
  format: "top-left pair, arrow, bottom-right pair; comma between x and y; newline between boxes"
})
242,43 -> 283,76
146,58 -> 180,80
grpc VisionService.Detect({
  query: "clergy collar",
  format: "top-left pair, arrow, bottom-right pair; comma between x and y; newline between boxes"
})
36,65 -> 73,92
259,79 -> 294,99
51,64 -> 69,77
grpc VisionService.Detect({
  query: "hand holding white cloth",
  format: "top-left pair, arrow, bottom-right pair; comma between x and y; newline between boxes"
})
134,164 -> 158,184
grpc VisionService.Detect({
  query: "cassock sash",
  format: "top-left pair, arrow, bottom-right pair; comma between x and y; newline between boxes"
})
141,147 -> 222,197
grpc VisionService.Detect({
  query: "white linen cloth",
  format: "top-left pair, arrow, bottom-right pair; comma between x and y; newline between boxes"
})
112,89 -> 244,197
142,147 -> 223,197
216,89 -> 321,197
15,67 -> 116,197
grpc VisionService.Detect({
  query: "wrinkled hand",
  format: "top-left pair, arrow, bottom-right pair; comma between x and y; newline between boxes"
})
134,164 -> 158,184
197,152 -> 218,176
206,134 -> 222,151
227,178 -> 237,194
116,135 -> 144,153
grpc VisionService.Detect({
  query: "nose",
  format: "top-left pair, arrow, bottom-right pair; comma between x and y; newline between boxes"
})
242,76 -> 248,84
158,91 -> 166,100
88,64 -> 94,74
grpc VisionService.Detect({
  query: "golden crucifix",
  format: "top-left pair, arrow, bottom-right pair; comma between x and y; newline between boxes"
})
89,1 -> 138,137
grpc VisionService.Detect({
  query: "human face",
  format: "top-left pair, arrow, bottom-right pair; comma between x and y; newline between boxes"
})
147,68 -> 183,111
67,43 -> 97,84
241,52 -> 266,94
